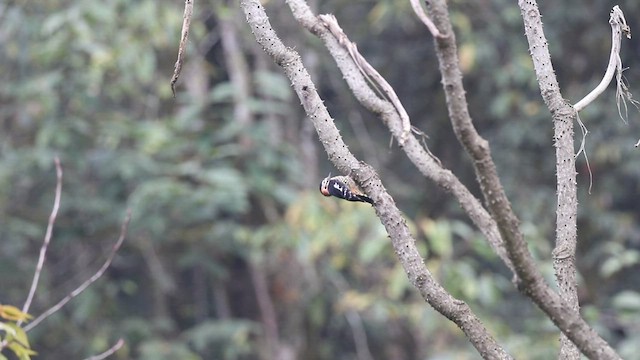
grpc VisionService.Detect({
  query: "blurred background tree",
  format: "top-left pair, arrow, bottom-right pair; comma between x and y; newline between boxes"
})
1,0 -> 639,359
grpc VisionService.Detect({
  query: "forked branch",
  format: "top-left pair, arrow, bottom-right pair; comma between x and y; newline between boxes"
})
24,210 -> 132,332
518,0 -> 621,358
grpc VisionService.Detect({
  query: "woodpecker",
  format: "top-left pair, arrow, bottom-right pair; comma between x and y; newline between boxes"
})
319,174 -> 374,204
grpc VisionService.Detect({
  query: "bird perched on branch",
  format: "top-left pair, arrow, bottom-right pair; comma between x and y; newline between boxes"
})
319,174 -> 374,204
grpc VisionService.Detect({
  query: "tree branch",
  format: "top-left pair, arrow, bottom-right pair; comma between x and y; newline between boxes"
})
82,338 -> 125,360
517,2 -> 601,358
20,157 -> 62,326
170,0 -> 194,96
24,210 -> 132,332
425,0 -> 536,287
241,1 -> 512,358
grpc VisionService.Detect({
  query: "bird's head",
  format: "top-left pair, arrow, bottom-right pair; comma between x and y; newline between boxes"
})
319,173 -> 332,196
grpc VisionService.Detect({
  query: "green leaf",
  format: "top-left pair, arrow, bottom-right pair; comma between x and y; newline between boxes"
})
358,237 -> 387,263
254,71 -> 291,101
420,219 -> 453,258
8,341 -> 37,360
4,322 -> 32,351
0,322 -> 17,337
612,291 -> 640,312
387,264 -> 409,300
183,319 -> 257,354
210,82 -> 235,102
600,250 -> 640,277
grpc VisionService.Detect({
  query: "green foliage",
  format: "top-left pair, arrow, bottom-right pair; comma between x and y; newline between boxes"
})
0,306 -> 36,360
137,340 -> 200,360
183,320 -> 257,358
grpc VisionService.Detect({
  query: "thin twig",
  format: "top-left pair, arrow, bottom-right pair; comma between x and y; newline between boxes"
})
19,157 -> 63,326
408,0 -> 446,38
574,6 -> 631,112
83,338 -> 125,360
574,113 -> 593,194
24,210 -> 132,332
170,0 -> 194,97
615,69 -> 640,122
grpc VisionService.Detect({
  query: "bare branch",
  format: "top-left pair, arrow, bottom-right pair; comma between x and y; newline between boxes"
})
515,0 -> 622,358
521,3 -> 578,358
242,1 -> 512,358
425,1 -> 557,309
82,338 -> 125,360
24,210 -> 132,332
20,157 -> 63,326
574,6 -> 633,112
170,0 -> 194,97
